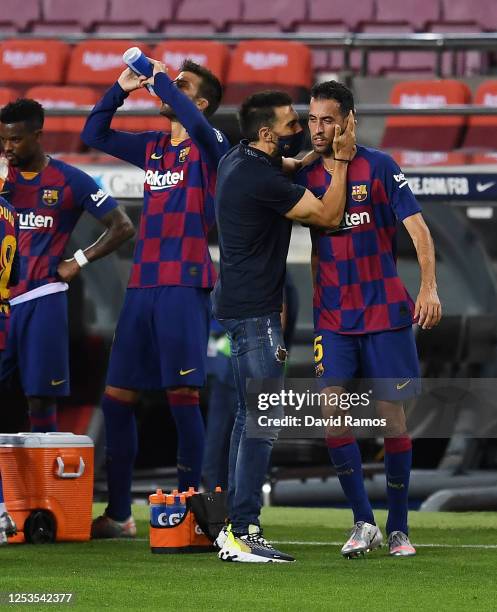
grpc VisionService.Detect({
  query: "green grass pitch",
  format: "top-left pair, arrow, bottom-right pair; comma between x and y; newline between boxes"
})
1,505 -> 496,611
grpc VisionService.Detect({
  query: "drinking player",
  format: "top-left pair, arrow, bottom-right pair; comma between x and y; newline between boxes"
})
0,99 -> 134,433
82,58 -> 229,538
296,81 -> 441,558
0,191 -> 19,544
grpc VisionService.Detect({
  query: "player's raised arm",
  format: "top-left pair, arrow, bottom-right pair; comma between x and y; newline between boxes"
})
81,68 -> 154,168
285,111 -> 355,227
403,213 -> 442,330
145,59 -> 229,169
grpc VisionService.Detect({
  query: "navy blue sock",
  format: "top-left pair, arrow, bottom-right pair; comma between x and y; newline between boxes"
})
167,390 -> 205,491
327,437 -> 375,525
102,394 -> 138,522
29,401 -> 57,432
385,437 -> 412,535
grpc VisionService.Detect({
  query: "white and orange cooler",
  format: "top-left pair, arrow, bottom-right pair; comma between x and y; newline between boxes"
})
0,432 -> 94,543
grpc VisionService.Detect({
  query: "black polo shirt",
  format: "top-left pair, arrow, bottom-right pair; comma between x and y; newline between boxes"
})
212,141 -> 306,319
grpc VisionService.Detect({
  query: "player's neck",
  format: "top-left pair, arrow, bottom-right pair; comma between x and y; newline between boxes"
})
171,120 -> 189,143
18,152 -> 49,173
321,154 -> 335,175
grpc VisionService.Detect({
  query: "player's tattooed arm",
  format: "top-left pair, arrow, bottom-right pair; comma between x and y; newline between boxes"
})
403,212 -> 442,330
57,207 -> 135,282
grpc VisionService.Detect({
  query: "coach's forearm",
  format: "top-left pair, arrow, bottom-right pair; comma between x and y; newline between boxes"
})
319,161 -> 348,227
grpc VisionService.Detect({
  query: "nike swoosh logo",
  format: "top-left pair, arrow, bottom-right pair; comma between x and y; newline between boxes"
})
179,368 -> 196,376
476,181 -> 495,193
151,152 -> 163,160
51,379 -> 66,386
396,379 -> 411,390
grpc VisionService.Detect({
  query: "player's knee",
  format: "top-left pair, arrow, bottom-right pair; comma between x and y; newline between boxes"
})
167,387 -> 199,399
105,385 -> 138,404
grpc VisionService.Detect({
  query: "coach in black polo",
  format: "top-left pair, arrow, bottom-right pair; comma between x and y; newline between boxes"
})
213,90 -> 355,563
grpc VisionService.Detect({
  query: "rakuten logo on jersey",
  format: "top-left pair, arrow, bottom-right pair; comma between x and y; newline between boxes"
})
145,169 -> 184,191
18,212 -> 54,230
343,211 -> 371,228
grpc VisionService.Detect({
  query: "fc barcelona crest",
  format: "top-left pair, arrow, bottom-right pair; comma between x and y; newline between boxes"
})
41,189 -> 59,207
178,147 -> 190,163
351,184 -> 368,202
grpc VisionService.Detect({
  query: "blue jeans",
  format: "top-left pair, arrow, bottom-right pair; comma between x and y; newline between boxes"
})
220,313 -> 286,533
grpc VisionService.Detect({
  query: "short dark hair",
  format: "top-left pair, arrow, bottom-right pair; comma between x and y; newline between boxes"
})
310,81 -> 355,117
180,59 -> 222,117
239,90 -> 293,142
0,98 -> 44,130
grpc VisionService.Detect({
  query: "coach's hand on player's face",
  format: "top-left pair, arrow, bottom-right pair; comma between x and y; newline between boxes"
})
332,111 -> 356,162
57,258 -> 81,283
415,285 -> 442,329
117,67 -> 148,92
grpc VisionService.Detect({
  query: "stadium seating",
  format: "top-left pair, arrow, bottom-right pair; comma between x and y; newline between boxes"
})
25,85 -> 99,152
98,0 -> 176,32
174,0 -> 242,31
160,23 -> 216,35
303,0 -> 375,30
154,41 -> 229,81
359,23 -> 416,75
39,0 -> 108,31
294,22 -> 348,73
390,149 -> 470,167
0,87 -> 18,107
381,79 -> 471,151
224,40 -> 312,103
462,81 -> 497,149
375,0 -> 441,30
0,0 -> 40,31
230,0 -> 307,31
67,41 -> 152,87
441,0 -> 497,31
0,39 -> 70,90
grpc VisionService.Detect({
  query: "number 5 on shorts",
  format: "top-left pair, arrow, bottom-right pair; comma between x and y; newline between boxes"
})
314,335 -> 323,363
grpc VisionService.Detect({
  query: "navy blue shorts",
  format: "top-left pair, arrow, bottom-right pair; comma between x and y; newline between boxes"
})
314,326 -> 421,401
0,292 -> 70,396
106,286 -> 211,390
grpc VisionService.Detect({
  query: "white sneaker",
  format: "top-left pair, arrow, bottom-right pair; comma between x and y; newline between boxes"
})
341,521 -> 383,558
0,512 -> 17,545
388,531 -> 416,557
214,524 -> 230,550
218,524 -> 295,563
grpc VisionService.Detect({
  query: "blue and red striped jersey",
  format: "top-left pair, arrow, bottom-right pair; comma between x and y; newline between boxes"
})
295,145 -> 421,334
0,196 -> 18,349
82,75 -> 230,289
2,158 -> 118,299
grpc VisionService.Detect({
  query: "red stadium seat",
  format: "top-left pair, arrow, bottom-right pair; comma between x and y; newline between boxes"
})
441,0 -> 497,31
294,23 -> 349,72
25,86 -> 99,152
31,23 -> 85,34
175,0 -> 242,31
0,40 -> 69,87
160,23 -> 216,35
40,0 -> 108,31
228,23 -> 283,34
67,41 -> 152,87
93,23 -> 148,34
110,87 -> 168,132
428,23 -> 485,76
390,150 -> 470,167
0,0 -> 40,31
153,41 -> 229,82
0,88 -> 18,107
381,80 -> 471,151
360,23 -> 415,75
304,0 -> 374,31
237,0 -> 307,31
462,81 -> 497,150
224,40 -> 312,104
103,0 -> 176,31
375,0 -> 441,30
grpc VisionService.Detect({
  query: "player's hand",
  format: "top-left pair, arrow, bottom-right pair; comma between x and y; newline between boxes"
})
332,111 -> 356,162
415,285 -> 442,329
148,59 -> 168,78
57,258 -> 81,283
117,67 -> 148,92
